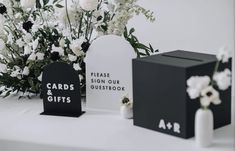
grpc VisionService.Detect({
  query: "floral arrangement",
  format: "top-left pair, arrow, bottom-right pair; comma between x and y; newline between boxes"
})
186,46 -> 233,109
0,0 -> 156,97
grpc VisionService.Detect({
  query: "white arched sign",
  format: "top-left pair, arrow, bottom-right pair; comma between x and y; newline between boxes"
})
85,35 -> 136,111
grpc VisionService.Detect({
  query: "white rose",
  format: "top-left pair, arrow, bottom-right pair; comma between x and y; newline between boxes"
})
186,76 -> 210,99
15,13 -> 22,19
36,52 -> 45,60
0,63 -> 7,74
23,33 -> 33,43
22,66 -> 30,76
216,46 -> 232,63
51,45 -> 64,56
16,39 -> 25,48
21,0 -> 36,9
24,45 -> 32,55
70,39 -> 84,56
79,0 -> 99,11
73,63 -> 81,71
0,15 -> 5,32
68,54 -> 77,62
0,39 -> 6,51
28,53 -> 36,61
7,33 -> 14,45
31,24 -> 40,33
59,38 -> 65,48
32,38 -> 39,50
213,69 -> 232,90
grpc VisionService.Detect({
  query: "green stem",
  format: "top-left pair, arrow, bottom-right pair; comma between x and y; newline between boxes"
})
6,45 -> 21,58
5,14 -> 20,38
85,12 -> 90,40
39,10 -> 48,26
88,28 -> 93,42
211,60 -> 220,86
78,12 -> 83,38
87,11 -> 93,42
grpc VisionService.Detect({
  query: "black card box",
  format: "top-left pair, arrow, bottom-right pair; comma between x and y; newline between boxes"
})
132,50 -> 232,139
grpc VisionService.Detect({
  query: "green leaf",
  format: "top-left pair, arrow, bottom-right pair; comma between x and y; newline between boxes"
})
53,0 -> 59,4
129,28 -> 135,35
36,0 -> 42,9
43,0 -> 50,5
55,4 -> 64,8
3,91 -> 11,98
123,27 -> 128,39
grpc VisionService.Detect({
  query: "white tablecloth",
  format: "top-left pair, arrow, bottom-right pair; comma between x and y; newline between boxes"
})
0,96 -> 234,151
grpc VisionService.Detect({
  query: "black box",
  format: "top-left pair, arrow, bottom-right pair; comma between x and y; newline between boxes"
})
132,50 -> 232,139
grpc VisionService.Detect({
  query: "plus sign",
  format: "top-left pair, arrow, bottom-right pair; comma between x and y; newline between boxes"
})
167,122 -> 172,130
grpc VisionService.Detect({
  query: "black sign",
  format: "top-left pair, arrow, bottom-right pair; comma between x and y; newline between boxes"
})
41,62 -> 84,117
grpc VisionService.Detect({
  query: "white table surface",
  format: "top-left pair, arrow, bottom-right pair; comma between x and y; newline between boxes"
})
0,96 -> 234,151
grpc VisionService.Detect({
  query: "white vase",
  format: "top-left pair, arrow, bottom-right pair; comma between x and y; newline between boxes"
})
195,108 -> 213,147
120,105 -> 133,119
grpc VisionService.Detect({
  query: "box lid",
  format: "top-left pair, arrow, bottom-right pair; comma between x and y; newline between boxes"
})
133,50 -> 216,68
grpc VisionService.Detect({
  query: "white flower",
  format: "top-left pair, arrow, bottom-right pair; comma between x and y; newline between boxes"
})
73,63 -> 81,71
51,45 -> 64,56
92,10 -> 104,23
0,39 -> 6,51
16,39 -> 25,48
10,66 -> 21,79
59,38 -> 65,48
68,54 -> 77,62
32,38 -> 39,50
0,14 -> 5,32
36,52 -> 45,60
79,74 -> 84,81
7,33 -> 14,44
23,33 -> 33,43
70,39 -> 84,56
14,13 -> 22,19
21,0 -> 36,9
22,66 -> 30,76
24,45 -> 33,55
200,86 -> 221,108
216,46 -> 233,63
213,69 -> 232,90
31,24 -> 40,33
38,72 -> 42,81
0,63 -> 7,74
79,0 -> 99,11
187,76 -> 210,99
28,53 -> 36,61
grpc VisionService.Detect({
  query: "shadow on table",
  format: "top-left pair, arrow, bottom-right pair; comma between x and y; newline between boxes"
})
0,139 -> 108,151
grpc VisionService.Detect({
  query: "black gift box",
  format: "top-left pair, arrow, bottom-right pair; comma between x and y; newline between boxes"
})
132,50 -> 232,138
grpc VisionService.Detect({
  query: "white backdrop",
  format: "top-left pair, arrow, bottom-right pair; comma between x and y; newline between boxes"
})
128,0 -> 234,54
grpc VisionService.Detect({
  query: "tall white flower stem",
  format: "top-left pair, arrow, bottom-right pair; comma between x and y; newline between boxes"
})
65,0 -> 72,32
